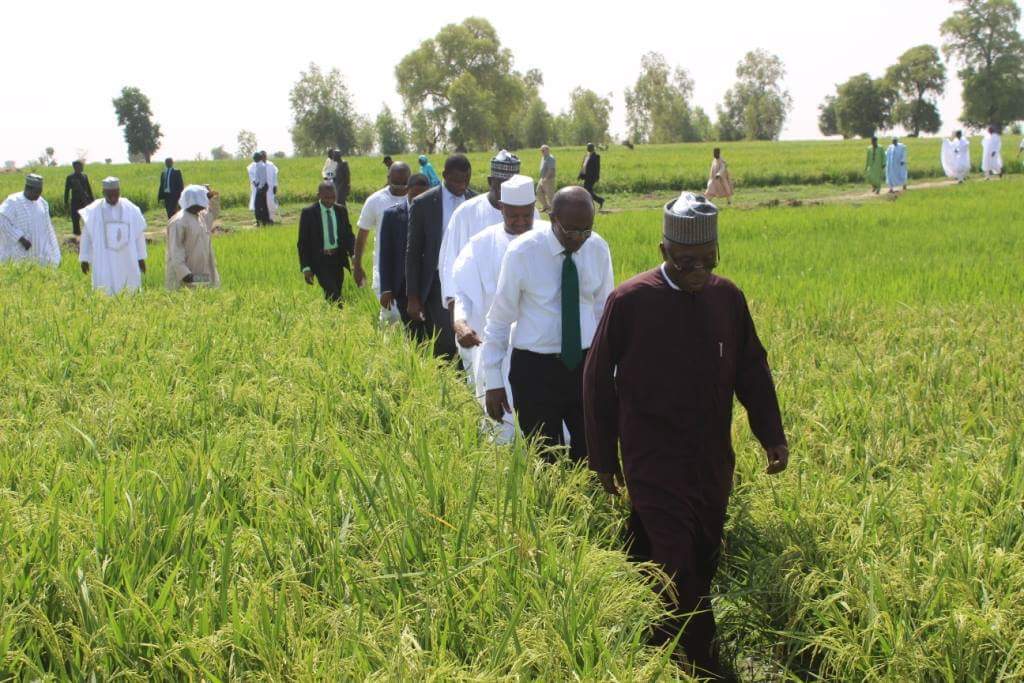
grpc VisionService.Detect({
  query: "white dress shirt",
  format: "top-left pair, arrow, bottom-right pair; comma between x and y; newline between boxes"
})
357,186 -> 406,295
481,223 -> 614,390
441,185 -> 465,237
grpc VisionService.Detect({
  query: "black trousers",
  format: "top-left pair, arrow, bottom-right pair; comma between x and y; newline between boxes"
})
423,274 -> 457,360
627,508 -> 724,678
396,290 -> 428,340
312,253 -> 345,303
254,186 -> 271,225
70,204 -> 85,235
508,348 -> 587,463
583,180 -> 604,206
164,196 -> 180,219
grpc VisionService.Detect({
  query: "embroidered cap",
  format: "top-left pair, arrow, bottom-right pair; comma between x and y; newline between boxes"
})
663,192 -> 718,245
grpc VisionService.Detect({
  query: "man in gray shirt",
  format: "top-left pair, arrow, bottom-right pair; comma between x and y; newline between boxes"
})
537,144 -> 556,213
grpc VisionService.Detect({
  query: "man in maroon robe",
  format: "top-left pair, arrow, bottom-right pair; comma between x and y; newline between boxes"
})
582,192 -> 789,678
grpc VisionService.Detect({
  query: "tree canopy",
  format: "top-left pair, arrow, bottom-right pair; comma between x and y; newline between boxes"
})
716,49 -> 792,141
831,74 -> 894,139
112,86 -> 162,163
289,63 -> 358,157
625,53 -> 708,144
885,45 -> 946,136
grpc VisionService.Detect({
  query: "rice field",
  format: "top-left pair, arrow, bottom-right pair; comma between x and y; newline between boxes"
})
1,175 -> 1022,679
3,135 -> 1021,218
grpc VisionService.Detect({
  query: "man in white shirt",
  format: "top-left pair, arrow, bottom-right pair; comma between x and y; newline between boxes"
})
452,174 -> 539,441
353,161 -> 411,324
263,151 -> 280,222
0,174 -> 61,267
78,177 -> 148,294
247,153 -> 271,226
482,186 -> 615,463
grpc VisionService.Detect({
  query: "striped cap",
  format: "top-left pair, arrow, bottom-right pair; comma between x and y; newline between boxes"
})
490,149 -> 521,179
25,174 -> 43,189
663,193 -> 718,245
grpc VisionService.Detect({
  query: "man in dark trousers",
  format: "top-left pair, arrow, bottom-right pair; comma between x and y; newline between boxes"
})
63,160 -> 94,235
157,158 -> 184,218
334,150 -> 351,206
578,142 -> 604,209
378,173 -> 430,333
405,154 -> 476,359
298,182 -> 355,303
582,192 -> 789,679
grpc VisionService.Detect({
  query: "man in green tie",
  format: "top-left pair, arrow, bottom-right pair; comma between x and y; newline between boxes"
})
482,186 -> 615,463
298,182 -> 356,303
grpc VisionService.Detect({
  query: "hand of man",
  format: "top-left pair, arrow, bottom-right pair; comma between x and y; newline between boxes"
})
484,388 -> 510,422
597,471 -> 623,496
18,237 -> 32,251
765,444 -> 789,475
138,260 -> 146,274
407,295 -> 425,321
81,262 -> 90,274
183,273 -> 194,285
454,320 -> 482,348
303,271 -> 315,285
353,264 -> 366,288
380,291 -> 394,310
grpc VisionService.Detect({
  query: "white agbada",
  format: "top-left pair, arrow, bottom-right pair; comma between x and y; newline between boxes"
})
941,137 -> 970,181
0,192 -> 61,266
247,161 -> 268,210
982,132 -> 1003,176
265,160 -> 279,220
453,221 -> 548,442
78,198 -> 147,294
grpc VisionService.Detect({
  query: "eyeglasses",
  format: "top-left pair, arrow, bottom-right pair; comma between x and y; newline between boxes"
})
667,253 -> 718,273
553,220 -> 592,239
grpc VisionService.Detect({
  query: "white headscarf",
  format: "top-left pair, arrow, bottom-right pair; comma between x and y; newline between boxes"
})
178,184 -> 210,211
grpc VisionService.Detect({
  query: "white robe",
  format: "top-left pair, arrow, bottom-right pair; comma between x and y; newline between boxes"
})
982,133 -> 1003,176
0,192 -> 61,267
265,161 -> 279,220
78,198 -> 147,294
941,138 -> 970,181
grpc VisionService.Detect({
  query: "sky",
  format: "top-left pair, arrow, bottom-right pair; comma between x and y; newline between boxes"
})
0,0 -> 998,165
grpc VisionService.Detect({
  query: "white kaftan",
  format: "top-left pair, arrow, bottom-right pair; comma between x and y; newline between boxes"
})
0,192 -> 60,266
78,198 -> 147,294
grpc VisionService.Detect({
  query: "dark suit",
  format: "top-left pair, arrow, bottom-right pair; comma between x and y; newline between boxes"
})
158,167 -> 185,218
63,172 -> 94,235
405,184 -> 476,359
298,202 -> 355,303
379,202 -> 425,334
578,152 -> 604,206
334,159 -> 351,206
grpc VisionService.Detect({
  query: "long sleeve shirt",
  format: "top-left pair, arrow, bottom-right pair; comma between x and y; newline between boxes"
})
165,196 -> 221,289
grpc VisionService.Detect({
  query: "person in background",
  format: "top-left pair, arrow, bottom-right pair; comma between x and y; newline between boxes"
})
418,155 -> 441,187
157,157 -> 184,219
78,177 -> 147,294
704,148 -> 733,205
865,136 -> 885,195
382,155 -> 393,171
940,130 -> 970,183
981,125 -> 1003,179
322,149 -> 350,206
578,142 -> 604,209
885,137 -> 908,193
64,160 -> 94,235
378,173 -> 430,331
537,144 -> 556,213
298,182 -> 355,303
0,174 -> 61,267
248,153 -> 270,226
165,184 -> 221,290
583,192 -> 788,679
263,151 -> 280,222
354,161 -> 412,324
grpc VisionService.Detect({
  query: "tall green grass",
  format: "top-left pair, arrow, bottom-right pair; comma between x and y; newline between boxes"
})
1,178 -> 1021,679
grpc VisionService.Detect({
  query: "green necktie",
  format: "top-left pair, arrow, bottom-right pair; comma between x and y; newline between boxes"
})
326,207 -> 336,247
561,251 -> 582,370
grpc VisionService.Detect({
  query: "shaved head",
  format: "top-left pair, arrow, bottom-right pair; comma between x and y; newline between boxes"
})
388,161 -> 411,179
551,186 -> 595,218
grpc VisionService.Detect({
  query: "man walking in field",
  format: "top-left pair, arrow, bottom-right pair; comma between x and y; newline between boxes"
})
248,153 -> 271,226
78,177 -> 148,294
885,137 -> 908,193
157,158 -> 184,219
322,149 -> 351,206
941,130 -> 970,183
64,161 -> 94,236
165,184 -> 221,290
981,126 -> 1003,179
865,136 -> 885,194
482,186 -> 614,462
0,174 -> 61,267
378,173 -> 431,331
583,191 -> 788,678
354,161 -> 412,324
263,151 -> 280,222
704,148 -> 733,205
578,142 -> 604,209
537,145 -> 556,213
298,182 -> 355,303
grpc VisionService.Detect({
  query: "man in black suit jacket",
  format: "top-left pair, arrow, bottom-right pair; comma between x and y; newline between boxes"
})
405,154 -> 476,359
64,160 -> 94,235
379,173 -> 430,331
157,158 -> 185,218
298,182 -> 356,303
578,142 -> 604,209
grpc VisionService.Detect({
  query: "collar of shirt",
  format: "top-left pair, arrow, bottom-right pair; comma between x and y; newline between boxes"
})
660,263 -> 682,290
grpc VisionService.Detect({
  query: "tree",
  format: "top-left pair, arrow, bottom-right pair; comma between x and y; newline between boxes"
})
210,145 -> 232,160
715,49 -> 792,141
561,87 -> 613,145
625,52 -> 706,143
289,63 -> 358,157
37,147 -> 56,166
354,115 -> 376,155
395,17 -> 536,151
522,97 -> 555,147
818,95 -> 840,137
112,86 -> 162,163
941,0 -> 1024,127
375,105 -> 407,155
885,45 -> 946,136
236,129 -> 258,159
832,74 -> 894,139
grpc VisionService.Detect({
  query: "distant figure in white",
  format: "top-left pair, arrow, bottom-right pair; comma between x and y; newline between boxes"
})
263,151 -> 280,222
941,130 -> 970,183
79,177 -> 148,294
885,137 -> 908,193
166,184 -> 221,290
704,147 -> 734,204
981,125 -> 1003,179
0,173 -> 60,267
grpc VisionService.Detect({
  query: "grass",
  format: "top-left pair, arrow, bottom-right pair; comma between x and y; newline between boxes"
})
4,136 -> 1021,218
1,174 -> 1022,679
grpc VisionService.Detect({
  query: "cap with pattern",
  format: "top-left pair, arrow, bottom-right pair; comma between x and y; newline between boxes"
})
663,192 -> 718,245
